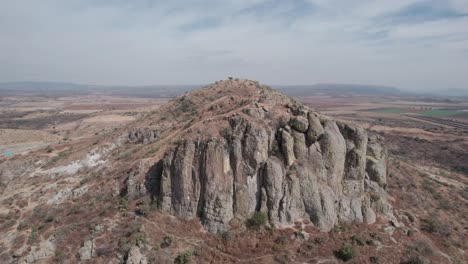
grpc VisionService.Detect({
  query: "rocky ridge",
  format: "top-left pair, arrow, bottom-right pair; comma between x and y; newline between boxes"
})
124,79 -> 394,233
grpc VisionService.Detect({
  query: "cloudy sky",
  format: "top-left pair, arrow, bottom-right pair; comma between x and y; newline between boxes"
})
1,0 -> 468,91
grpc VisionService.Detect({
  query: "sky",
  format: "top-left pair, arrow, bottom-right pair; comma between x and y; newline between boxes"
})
0,0 -> 468,92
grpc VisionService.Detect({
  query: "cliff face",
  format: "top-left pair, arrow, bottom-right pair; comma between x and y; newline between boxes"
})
127,79 -> 393,233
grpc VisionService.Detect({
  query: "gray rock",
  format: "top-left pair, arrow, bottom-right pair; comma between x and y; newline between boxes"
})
383,225 -> 395,235
290,116 -> 309,133
22,237 -> 56,263
78,239 -> 96,261
126,246 -> 147,264
306,113 -> 324,143
138,86 -> 393,233
292,131 -> 307,159
281,130 -> 296,166
363,206 -> 377,224
366,134 -> 387,188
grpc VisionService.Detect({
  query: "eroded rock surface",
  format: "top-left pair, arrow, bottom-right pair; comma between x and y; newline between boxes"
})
78,239 -> 96,261
126,246 -> 147,264
127,79 -> 393,232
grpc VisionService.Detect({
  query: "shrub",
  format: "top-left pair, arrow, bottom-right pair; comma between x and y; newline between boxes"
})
420,218 -> 438,233
246,212 -> 267,230
401,257 -> 426,264
275,236 -> 287,244
162,235 -> 173,247
117,149 -> 134,160
408,240 -> 434,256
369,232 -> 380,240
370,256 -> 380,263
49,150 -> 70,164
152,244 -> 160,251
44,214 -> 55,223
68,204 -> 81,215
175,251 -> 192,264
314,237 -> 326,245
335,245 -> 355,262
136,204 -> 150,217
351,235 -> 365,246
17,222 -> 27,231
28,227 -> 38,243
120,196 -> 129,210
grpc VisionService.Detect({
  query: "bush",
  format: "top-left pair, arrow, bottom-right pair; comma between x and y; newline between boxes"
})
68,204 -> 81,215
246,212 -> 267,230
275,236 -> 287,244
401,257 -> 426,264
314,236 -> 326,245
420,218 -> 438,233
28,227 -> 38,243
175,251 -> 192,264
162,235 -> 173,247
370,256 -> 380,263
351,235 -> 365,246
17,222 -> 27,231
335,245 -> 355,262
120,196 -> 129,211
44,214 -> 55,223
136,204 -> 150,217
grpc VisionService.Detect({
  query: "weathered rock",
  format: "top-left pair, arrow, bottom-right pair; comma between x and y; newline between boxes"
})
128,128 -> 161,144
126,246 -> 147,264
290,116 -> 309,133
136,80 -> 393,233
263,157 -> 284,224
306,113 -> 324,143
21,237 -> 56,263
292,131 -> 307,159
363,206 -> 377,224
281,129 -> 296,166
78,239 -> 96,261
366,134 -> 388,188
383,225 -> 396,235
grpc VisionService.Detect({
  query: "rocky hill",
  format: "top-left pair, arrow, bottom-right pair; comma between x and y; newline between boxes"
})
123,79 -> 395,233
1,79 -> 464,264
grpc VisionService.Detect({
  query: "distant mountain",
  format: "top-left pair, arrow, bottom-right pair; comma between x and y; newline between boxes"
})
3,81 -> 463,98
274,83 -> 404,97
431,88 -> 468,97
0,82 -> 88,96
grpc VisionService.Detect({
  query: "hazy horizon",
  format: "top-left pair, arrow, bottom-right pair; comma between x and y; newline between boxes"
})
1,1 -> 468,92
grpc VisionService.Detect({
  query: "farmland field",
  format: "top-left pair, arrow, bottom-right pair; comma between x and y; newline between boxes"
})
366,108 -> 406,114
453,111 -> 468,119
418,109 -> 458,117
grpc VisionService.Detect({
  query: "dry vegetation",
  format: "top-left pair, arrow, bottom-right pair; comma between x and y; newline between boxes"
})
0,86 -> 466,263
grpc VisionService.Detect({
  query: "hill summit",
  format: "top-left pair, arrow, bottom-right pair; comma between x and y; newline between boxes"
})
123,78 -> 395,233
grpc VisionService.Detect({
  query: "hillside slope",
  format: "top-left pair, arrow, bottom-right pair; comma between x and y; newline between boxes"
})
0,79 -> 464,264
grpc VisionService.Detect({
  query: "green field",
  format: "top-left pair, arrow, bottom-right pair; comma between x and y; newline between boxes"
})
453,112 -> 468,119
418,110 -> 459,117
367,108 -> 406,114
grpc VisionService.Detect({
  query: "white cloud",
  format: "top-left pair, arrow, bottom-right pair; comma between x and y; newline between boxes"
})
0,0 -> 467,90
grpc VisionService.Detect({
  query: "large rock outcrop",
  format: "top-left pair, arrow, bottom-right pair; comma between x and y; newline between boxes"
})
126,79 -> 393,233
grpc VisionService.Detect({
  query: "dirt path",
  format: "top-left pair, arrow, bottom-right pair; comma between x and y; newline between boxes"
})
417,165 -> 466,189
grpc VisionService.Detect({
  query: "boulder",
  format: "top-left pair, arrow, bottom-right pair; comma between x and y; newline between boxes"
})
126,246 -> 147,264
78,239 -> 96,261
